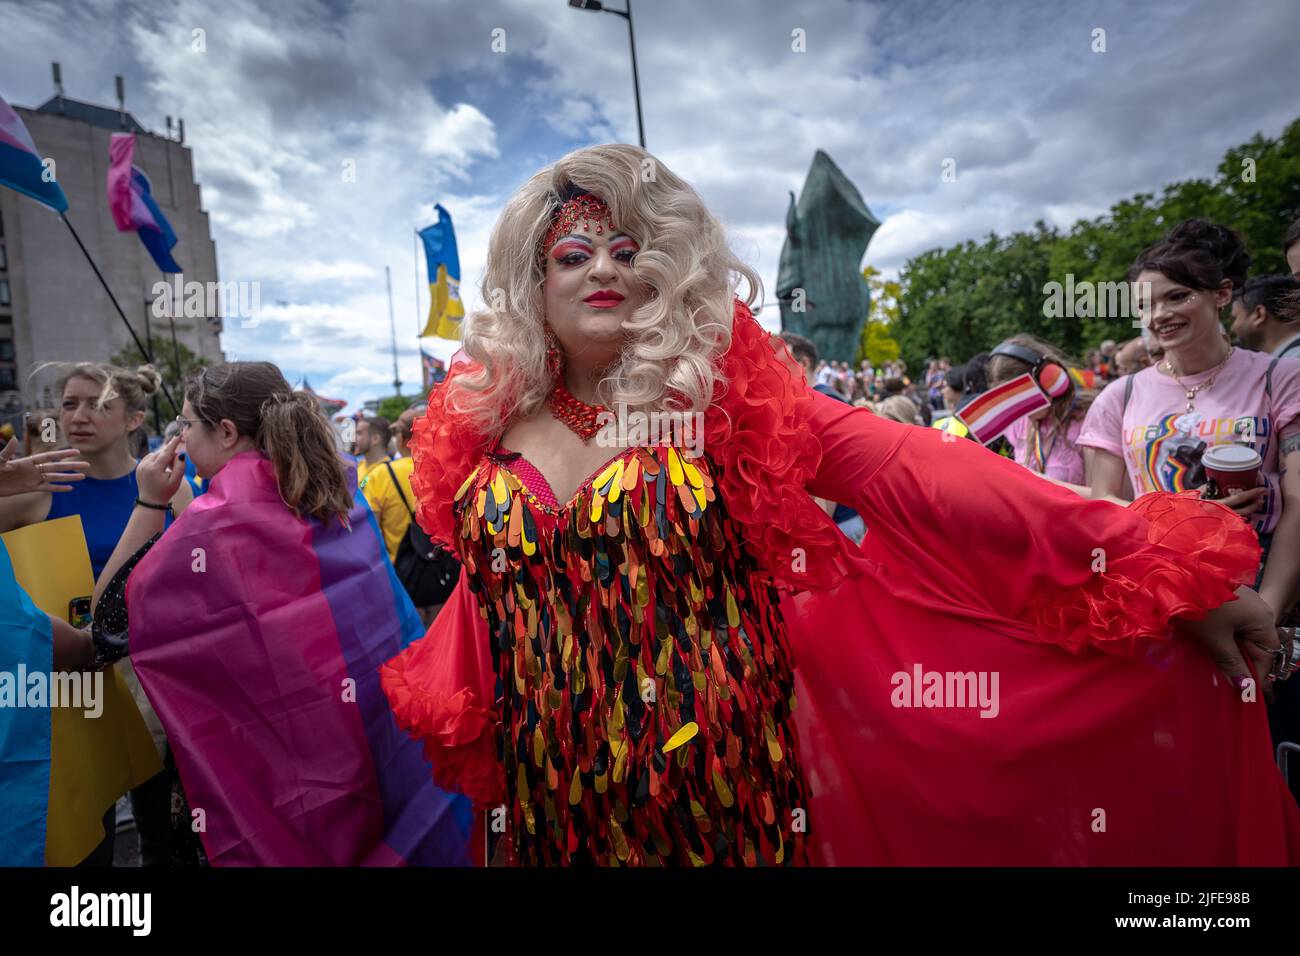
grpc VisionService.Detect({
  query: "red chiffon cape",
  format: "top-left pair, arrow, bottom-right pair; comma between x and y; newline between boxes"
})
383,300 -> 1300,865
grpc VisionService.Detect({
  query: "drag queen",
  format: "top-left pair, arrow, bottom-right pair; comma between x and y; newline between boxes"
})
382,144 -> 1300,866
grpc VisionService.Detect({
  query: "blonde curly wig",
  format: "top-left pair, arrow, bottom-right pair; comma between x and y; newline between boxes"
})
449,143 -> 761,434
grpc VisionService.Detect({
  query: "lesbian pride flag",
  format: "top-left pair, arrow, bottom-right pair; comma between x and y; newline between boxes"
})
126,451 -> 473,865
955,369 -> 1060,446
106,133 -> 182,273
0,94 -> 68,212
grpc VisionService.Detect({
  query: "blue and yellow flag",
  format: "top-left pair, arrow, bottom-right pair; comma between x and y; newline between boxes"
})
0,539 -> 53,866
418,205 -> 465,340
1,517 -> 161,867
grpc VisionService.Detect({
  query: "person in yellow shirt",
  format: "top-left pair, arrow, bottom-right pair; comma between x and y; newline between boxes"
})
362,406 -> 448,625
354,416 -> 392,485
360,447 -> 414,564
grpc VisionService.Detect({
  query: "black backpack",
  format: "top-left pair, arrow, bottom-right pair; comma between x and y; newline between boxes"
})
384,461 -> 460,607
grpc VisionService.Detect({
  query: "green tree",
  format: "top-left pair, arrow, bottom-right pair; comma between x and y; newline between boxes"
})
373,391 -> 428,424
855,266 -> 902,366
111,339 -> 211,420
894,223 -> 1058,368
894,117 -> 1300,368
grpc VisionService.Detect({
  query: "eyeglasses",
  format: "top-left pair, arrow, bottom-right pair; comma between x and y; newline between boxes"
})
175,415 -> 202,432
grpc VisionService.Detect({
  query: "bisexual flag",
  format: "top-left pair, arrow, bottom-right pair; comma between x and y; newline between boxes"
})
0,94 -> 68,212
106,133 -> 182,274
126,451 -> 474,865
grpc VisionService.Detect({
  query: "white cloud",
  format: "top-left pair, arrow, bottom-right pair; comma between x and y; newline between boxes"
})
2,0 -> 1297,413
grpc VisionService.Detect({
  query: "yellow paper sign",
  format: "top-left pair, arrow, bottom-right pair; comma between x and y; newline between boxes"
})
1,516 -> 163,866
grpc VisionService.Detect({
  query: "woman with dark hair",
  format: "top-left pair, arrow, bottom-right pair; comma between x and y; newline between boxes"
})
382,148 -> 1298,866
1081,220 -> 1300,621
91,361 -> 474,865
1081,221 -> 1300,801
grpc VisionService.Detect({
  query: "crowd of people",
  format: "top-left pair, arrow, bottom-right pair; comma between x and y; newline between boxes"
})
2,143 -> 1299,868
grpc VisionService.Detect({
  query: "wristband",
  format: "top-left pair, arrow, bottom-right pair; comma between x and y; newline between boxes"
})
135,498 -> 173,516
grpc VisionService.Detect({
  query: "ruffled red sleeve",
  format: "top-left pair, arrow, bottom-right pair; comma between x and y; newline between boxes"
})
800,397 -> 1262,656
407,362 -> 491,550
704,301 -> 860,592
1023,490 -> 1261,655
379,573 -> 504,808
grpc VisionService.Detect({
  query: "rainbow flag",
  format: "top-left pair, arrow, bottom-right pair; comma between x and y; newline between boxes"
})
0,540 -> 52,866
126,451 -> 473,865
0,94 -> 68,212
955,371 -> 1053,446
418,206 -> 465,340
106,133 -> 182,274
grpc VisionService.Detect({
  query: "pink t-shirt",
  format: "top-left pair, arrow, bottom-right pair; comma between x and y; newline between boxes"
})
1002,414 -> 1086,484
1078,349 -> 1300,534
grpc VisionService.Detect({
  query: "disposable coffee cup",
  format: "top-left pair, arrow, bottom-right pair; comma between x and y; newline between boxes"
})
1203,444 -> 1262,494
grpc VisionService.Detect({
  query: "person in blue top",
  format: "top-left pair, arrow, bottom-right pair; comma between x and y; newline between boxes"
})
0,360 -> 191,866
0,362 -> 192,573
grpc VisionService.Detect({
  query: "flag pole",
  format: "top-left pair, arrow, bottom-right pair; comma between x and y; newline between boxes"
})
59,212 -> 180,414
386,265 -> 402,399
414,228 -> 422,337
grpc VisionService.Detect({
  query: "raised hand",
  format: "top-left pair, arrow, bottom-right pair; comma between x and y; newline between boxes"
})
0,437 -> 91,497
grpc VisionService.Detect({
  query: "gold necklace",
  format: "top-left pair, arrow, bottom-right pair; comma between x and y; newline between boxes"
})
1161,347 -> 1233,413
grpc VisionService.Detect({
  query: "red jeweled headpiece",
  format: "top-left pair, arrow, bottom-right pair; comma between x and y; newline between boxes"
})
540,192 -> 615,259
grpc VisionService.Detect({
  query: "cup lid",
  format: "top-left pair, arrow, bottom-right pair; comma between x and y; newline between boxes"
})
1203,443 -> 1262,471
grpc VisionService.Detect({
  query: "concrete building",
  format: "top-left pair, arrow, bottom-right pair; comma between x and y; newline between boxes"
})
0,92 -> 223,424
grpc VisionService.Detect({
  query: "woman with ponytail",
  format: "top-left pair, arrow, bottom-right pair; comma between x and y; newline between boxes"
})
91,361 -> 473,866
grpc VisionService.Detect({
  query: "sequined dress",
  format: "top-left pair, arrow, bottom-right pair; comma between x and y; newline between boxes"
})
383,299 -> 1300,866
449,443 -> 808,865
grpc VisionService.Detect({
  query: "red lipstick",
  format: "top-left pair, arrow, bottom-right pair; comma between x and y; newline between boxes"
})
584,289 -> 624,308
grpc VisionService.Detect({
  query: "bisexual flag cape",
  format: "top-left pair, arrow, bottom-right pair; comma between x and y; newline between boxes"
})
126,451 -> 473,865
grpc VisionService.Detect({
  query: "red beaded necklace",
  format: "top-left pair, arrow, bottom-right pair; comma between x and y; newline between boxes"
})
549,377 -> 608,442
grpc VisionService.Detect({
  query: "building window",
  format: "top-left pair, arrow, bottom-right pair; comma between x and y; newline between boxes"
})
0,368 -> 14,391
0,245 -> 6,270
0,339 -> 12,362
0,280 -> 8,306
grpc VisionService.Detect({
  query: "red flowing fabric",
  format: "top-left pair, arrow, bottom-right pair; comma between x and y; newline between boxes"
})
383,300 -> 1300,864
790,392 -> 1300,865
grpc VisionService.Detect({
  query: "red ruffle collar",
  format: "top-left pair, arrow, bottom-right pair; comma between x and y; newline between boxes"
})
406,299 -> 858,592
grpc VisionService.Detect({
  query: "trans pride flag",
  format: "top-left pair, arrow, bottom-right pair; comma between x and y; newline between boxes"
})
0,93 -> 68,212
126,451 -> 473,865
106,133 -> 182,274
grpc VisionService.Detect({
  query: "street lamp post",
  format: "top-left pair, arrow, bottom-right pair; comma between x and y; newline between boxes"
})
568,0 -> 646,149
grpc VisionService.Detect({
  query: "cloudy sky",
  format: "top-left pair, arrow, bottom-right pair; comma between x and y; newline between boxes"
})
2,0 -> 1296,412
